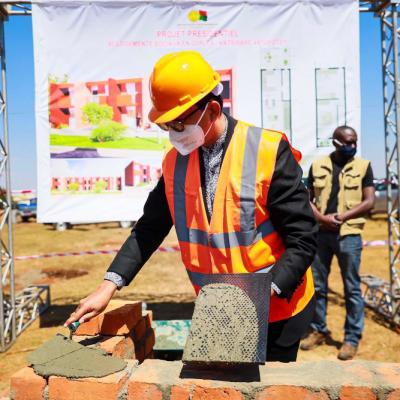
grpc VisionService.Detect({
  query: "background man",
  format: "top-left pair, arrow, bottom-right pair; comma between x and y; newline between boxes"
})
301,126 -> 375,360
66,51 -> 318,362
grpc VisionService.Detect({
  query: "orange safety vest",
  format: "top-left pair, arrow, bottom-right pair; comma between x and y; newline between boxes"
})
163,120 -> 314,322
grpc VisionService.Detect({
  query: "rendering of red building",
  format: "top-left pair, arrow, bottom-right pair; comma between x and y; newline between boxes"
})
49,82 -> 74,128
49,78 -> 143,129
85,78 -> 143,126
49,71 -> 230,129
125,161 -> 162,187
51,176 -> 122,193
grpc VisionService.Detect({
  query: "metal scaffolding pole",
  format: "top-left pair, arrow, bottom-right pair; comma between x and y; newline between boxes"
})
0,3 -> 16,352
385,2 -> 400,322
0,2 -> 49,352
360,0 -> 400,327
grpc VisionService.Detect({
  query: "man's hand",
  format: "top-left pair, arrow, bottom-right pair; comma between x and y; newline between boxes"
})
320,213 -> 342,232
335,213 -> 345,223
64,280 -> 117,327
335,186 -> 375,222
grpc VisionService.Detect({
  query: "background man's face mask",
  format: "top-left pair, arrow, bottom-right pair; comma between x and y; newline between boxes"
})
169,104 -> 213,156
333,138 -> 357,158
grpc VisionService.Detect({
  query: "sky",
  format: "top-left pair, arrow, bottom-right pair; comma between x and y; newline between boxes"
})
3,10 -> 385,189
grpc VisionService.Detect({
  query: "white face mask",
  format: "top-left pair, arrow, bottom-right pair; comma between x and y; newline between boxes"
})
169,104 -> 213,156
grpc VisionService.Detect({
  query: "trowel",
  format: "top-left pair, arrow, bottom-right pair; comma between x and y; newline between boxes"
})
66,321 -> 80,339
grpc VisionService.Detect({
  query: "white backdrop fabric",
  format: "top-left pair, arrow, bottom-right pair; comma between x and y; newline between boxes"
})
32,0 -> 360,223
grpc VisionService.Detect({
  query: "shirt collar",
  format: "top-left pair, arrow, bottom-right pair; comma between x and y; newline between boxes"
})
201,114 -> 228,153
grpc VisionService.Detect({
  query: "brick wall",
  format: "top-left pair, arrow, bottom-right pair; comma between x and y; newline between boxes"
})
10,358 -> 400,399
7,300 -> 400,400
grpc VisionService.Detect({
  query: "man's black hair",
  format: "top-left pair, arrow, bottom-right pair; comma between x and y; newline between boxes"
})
196,92 -> 224,110
333,125 -> 357,140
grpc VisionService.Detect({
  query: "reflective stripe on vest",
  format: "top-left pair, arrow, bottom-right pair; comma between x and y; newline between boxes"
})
173,126 -> 274,248
163,121 -> 314,322
186,264 -> 275,287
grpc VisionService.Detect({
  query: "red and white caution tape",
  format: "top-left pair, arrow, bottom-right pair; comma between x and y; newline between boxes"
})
157,245 -> 180,252
15,244 -> 180,261
362,239 -> 400,247
14,240 -> 398,261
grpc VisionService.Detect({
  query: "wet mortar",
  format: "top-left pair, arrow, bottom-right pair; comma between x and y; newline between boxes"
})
27,334 -> 126,378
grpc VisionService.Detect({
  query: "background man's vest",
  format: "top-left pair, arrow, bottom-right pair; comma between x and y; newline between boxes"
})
311,156 -> 370,236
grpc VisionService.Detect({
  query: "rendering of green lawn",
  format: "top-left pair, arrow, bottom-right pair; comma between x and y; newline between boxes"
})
50,134 -> 169,151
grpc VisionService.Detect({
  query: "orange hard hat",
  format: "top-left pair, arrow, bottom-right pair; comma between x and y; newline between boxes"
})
148,51 -> 221,124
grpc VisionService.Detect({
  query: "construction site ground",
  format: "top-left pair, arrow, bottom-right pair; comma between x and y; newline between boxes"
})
0,216 -> 399,393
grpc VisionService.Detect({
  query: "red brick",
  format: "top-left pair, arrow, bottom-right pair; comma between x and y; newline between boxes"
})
75,300 -> 142,336
339,386 -> 377,400
128,382 -> 162,400
10,367 -> 46,400
144,329 -> 156,355
99,335 -> 136,359
144,310 -> 153,329
192,387 -> 244,399
135,344 -> 145,363
388,390 -> 400,400
75,315 -> 100,335
106,300 -> 141,312
133,317 -> 146,341
170,386 -> 190,400
133,311 -> 153,341
73,333 -> 139,359
48,362 -> 130,400
257,386 -> 329,400
100,303 -> 142,335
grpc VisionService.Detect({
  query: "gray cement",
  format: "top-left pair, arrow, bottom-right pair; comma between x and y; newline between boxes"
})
183,283 -> 260,364
27,334 -> 126,378
131,359 -> 400,394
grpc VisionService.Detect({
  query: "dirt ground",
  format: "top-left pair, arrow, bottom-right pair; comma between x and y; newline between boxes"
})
0,217 -> 399,392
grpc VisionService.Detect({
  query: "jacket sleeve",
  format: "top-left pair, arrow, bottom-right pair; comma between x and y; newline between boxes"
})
106,176 -> 173,285
268,139 -> 318,301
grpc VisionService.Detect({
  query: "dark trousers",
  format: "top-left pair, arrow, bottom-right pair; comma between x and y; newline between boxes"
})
266,295 -> 316,362
267,338 -> 300,362
311,232 -> 364,346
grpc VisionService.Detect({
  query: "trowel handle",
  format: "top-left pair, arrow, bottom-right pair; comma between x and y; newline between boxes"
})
68,321 -> 80,333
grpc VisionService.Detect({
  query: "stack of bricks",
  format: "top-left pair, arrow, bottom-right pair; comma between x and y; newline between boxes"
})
9,359 -> 400,400
72,300 -> 155,362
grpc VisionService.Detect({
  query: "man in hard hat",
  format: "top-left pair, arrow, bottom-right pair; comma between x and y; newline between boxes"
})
66,51 -> 318,362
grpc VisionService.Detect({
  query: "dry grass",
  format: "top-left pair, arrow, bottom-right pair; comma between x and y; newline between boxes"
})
0,217 -> 399,391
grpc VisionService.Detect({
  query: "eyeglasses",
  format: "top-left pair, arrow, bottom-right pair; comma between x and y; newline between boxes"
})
157,106 -> 201,132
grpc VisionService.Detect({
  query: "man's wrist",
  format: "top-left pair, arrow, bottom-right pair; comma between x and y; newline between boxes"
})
104,272 -> 126,290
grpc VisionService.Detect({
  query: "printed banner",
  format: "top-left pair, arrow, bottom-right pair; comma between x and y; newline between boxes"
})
32,0 -> 360,223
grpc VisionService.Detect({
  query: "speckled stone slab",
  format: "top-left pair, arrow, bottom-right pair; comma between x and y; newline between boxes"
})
183,279 -> 269,365
27,334 -> 126,378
